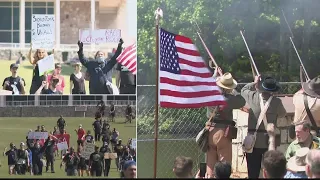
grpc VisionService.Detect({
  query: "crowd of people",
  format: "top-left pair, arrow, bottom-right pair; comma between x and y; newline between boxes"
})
2,101 -> 136,178
2,38 -> 136,95
191,65 -> 320,178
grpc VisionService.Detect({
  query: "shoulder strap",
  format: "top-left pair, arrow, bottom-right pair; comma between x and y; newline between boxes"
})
254,95 -> 273,135
304,93 -> 318,130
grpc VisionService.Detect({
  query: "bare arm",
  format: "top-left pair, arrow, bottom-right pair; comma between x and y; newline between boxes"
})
70,80 -> 73,95
267,123 -> 276,151
28,47 -> 34,65
116,71 -> 121,88
35,81 -> 47,95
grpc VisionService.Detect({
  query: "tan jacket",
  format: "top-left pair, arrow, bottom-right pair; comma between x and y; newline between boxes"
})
293,90 -> 320,126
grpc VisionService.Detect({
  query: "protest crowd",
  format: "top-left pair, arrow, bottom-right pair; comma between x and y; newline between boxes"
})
2,100 -> 136,178
2,38 -> 136,95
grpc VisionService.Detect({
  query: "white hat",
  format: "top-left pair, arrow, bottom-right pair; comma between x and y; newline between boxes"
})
287,147 -> 309,172
216,73 -> 238,90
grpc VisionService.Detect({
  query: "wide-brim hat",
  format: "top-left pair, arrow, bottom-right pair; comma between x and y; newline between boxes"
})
302,76 -> 320,98
287,147 -> 309,172
258,77 -> 280,92
216,73 -> 238,90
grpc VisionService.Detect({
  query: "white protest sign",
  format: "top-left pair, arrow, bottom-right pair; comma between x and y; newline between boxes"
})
57,141 -> 68,151
28,132 -> 48,139
81,143 -> 95,159
38,54 -> 55,76
131,138 -> 136,149
79,29 -> 121,44
31,14 -> 55,49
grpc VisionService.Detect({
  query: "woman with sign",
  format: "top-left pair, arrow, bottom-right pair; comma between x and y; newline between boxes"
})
77,39 -> 123,94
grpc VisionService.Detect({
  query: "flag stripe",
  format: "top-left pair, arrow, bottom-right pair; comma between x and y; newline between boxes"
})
116,43 -> 137,75
180,70 -> 212,78
176,47 -> 201,56
160,95 -> 225,104
175,41 -> 198,51
160,101 -> 226,108
160,89 -> 222,98
159,74 -> 217,84
160,83 -> 220,92
175,34 -> 194,44
179,63 -> 210,74
177,52 -> 204,63
179,59 -> 207,68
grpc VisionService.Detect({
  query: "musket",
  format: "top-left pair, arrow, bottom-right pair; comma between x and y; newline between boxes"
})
240,30 -> 261,77
281,9 -> 310,81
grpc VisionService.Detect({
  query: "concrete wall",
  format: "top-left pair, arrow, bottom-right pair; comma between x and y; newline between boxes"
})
231,109 -> 294,173
0,105 -> 136,117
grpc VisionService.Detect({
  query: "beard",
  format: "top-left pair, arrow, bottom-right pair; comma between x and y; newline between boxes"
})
96,57 -> 105,63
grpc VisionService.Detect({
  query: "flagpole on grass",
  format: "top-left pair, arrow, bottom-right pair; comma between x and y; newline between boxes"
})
154,7 -> 163,179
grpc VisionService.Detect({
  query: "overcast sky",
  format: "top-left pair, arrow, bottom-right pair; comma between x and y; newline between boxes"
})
127,0 -> 137,40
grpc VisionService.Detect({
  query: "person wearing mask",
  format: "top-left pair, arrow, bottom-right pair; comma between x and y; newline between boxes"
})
100,142 -> 112,177
97,100 -> 106,117
262,150 -> 287,178
57,115 -> 66,134
306,149 -> 320,178
16,142 -> 29,175
35,75 -> 62,95
172,156 -> 193,179
205,67 -> 245,177
116,62 -> 136,94
3,143 -> 18,175
92,112 -> 102,142
84,130 -> 95,144
77,39 -> 123,94
109,103 -> 116,122
27,136 -> 50,175
70,62 -> 86,94
114,139 -> 124,171
28,47 -> 54,94
61,147 -> 79,176
75,124 -> 86,148
47,63 -> 65,94
89,146 -> 104,177
125,104 -> 133,123
44,135 -> 56,173
241,75 -> 286,178
2,63 -> 26,95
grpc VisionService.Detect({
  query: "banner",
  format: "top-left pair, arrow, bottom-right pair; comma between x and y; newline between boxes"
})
38,54 -> 55,76
28,132 -> 48,139
79,29 -> 121,44
53,134 -> 70,151
31,14 -> 55,49
57,141 -> 68,151
81,143 -> 95,159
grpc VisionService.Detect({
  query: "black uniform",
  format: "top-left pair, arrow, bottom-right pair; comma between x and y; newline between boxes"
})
100,146 -> 112,177
89,152 -> 104,176
27,139 -> 49,175
92,120 -> 102,142
44,140 -> 55,173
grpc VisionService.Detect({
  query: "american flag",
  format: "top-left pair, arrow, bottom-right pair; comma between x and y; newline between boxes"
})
159,28 -> 226,108
116,43 -> 137,75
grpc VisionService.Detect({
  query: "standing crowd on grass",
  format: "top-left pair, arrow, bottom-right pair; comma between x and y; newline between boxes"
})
3,101 -> 136,178
2,38 -> 136,95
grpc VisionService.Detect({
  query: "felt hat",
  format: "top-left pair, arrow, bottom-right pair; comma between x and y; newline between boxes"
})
302,76 -> 320,98
258,77 -> 280,92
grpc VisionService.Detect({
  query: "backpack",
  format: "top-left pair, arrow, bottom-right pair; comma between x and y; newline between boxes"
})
92,153 -> 101,164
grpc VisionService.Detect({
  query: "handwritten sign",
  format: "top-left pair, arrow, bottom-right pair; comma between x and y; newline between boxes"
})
38,54 -> 55,76
131,138 -> 136,149
79,29 -> 121,44
81,143 -> 95,159
31,14 -> 55,49
57,141 -> 68,151
104,153 -> 118,159
28,132 -> 48,139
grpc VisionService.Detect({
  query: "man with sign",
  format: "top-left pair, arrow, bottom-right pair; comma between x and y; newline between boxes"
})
77,38 -> 123,94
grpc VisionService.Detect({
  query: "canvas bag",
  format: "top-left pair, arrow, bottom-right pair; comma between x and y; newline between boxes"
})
242,95 -> 273,153
196,107 -> 218,153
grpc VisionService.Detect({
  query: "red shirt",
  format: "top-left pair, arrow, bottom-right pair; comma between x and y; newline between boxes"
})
77,128 -> 86,140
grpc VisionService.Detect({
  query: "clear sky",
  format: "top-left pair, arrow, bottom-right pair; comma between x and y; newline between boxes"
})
127,0 -> 137,40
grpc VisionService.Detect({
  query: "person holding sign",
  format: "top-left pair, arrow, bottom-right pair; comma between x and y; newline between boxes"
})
99,142 -> 112,177
2,63 -> 26,95
28,46 -> 54,94
77,38 -> 123,94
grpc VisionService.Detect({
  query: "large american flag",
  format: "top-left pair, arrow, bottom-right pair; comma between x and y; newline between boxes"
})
116,43 -> 137,75
159,28 -> 226,108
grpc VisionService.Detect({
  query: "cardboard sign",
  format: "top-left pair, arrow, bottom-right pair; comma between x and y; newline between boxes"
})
79,29 -> 121,44
104,153 -> 118,159
31,14 -> 55,49
57,141 -> 68,151
28,132 -> 48,139
81,143 -> 95,159
38,54 -> 55,76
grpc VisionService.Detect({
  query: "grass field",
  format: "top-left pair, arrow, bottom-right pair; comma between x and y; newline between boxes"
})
0,117 -> 136,178
0,60 -> 116,95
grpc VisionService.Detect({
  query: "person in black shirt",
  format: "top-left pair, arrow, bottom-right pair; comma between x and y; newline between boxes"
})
77,39 -> 123,94
116,63 -> 136,94
97,100 -> 106,117
57,115 -> 66,134
44,136 -> 56,173
4,143 -> 18,175
35,126 -> 41,132
109,103 -> 115,122
100,142 -> 112,177
92,112 -> 102,142
114,140 -> 124,171
16,142 -> 29,175
27,136 -> 50,175
125,104 -> 133,123
35,76 -> 62,95
2,63 -> 26,95
70,62 -> 86,94
84,130 -> 95,144
61,147 -> 79,176
40,125 -> 47,132
89,146 -> 104,177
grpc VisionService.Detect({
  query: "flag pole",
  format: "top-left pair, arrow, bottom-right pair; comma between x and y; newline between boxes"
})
154,7 -> 162,179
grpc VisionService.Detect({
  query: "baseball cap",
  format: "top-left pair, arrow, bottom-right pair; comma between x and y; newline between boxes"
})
10,63 -> 19,69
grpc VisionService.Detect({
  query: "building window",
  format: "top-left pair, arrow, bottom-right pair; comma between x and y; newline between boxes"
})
0,2 -> 19,43
25,2 -> 54,43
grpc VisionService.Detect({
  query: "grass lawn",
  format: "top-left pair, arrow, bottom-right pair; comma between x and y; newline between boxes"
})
0,60 -> 116,95
0,117 -> 136,178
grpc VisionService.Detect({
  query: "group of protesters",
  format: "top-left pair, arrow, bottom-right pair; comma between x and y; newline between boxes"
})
2,38 -> 136,95
3,103 -> 136,178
